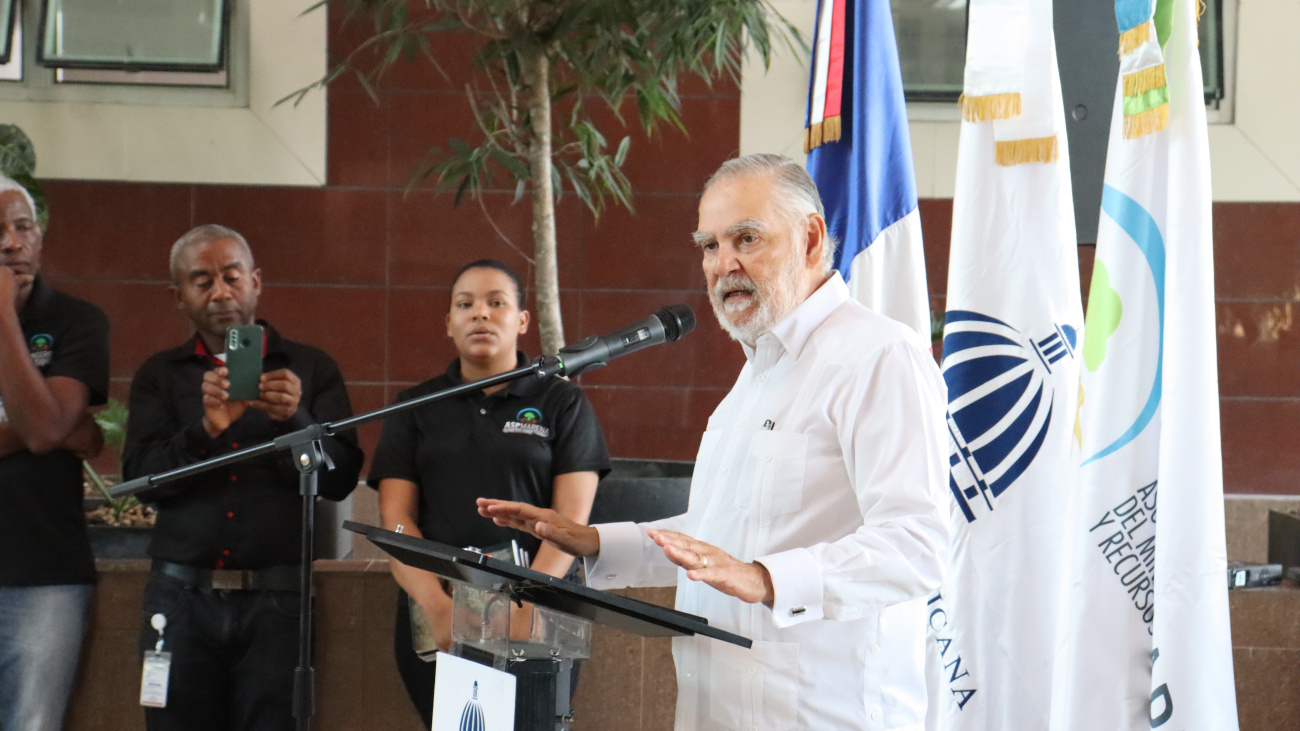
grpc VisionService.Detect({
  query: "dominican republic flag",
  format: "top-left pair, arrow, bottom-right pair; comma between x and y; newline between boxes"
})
805,0 -> 930,341
1051,0 -> 1238,727
924,0 -> 1082,728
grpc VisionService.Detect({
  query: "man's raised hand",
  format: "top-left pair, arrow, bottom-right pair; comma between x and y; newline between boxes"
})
476,499 -> 600,558
647,529 -> 775,604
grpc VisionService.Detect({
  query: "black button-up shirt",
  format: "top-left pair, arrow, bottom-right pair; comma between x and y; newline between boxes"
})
366,354 -> 610,559
0,276 -> 109,586
123,323 -> 363,569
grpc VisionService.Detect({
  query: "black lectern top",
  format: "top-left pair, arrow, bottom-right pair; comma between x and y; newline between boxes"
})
343,521 -> 751,648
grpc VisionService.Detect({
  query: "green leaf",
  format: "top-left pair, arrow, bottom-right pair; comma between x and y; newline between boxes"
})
0,125 -> 37,178
489,146 -> 530,180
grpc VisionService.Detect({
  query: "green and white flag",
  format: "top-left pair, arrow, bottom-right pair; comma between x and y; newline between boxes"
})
1051,0 -> 1237,727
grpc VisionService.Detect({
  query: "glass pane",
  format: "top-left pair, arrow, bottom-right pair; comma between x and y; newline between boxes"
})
891,0 -> 967,101
0,0 -> 14,65
1197,0 -> 1223,101
0,2 -> 19,80
39,0 -> 226,70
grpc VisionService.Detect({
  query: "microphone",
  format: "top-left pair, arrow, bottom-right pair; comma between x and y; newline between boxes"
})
541,304 -> 696,377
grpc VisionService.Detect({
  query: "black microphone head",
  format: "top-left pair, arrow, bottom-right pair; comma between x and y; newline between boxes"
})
655,304 -> 696,342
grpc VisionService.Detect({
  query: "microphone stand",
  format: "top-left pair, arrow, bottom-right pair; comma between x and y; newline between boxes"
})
111,357 -> 566,731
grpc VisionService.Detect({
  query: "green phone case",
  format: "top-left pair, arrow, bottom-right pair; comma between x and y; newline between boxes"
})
224,325 -> 264,402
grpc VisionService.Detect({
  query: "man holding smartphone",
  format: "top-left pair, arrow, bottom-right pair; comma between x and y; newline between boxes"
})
123,224 -> 364,731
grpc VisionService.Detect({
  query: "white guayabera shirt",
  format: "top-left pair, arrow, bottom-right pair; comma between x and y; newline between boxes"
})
587,273 -> 951,731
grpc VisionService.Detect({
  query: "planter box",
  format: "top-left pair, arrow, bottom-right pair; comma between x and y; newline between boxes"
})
87,525 -> 152,559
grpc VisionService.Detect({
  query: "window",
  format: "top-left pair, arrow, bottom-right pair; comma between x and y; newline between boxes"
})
0,0 -> 15,64
891,0 -> 965,103
890,0 -> 1230,111
38,0 -> 227,71
0,0 -> 242,104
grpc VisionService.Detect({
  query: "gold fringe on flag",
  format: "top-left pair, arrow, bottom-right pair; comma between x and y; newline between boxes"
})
803,116 -> 844,153
959,93 -> 1022,122
1118,22 -> 1150,55
1123,65 -> 1166,97
1123,104 -> 1169,139
995,135 -> 1059,166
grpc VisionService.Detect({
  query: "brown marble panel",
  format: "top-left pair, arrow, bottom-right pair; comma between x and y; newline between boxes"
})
1217,301 -> 1300,398
328,87 -> 390,188
191,187 -> 388,286
42,182 -> 193,282
1212,202 -> 1300,301
325,3 -> 392,95
1220,399 -> 1300,496
256,285 -> 388,383
584,385 -> 728,460
576,290 -> 744,389
1225,495 -> 1300,563
583,194 -> 708,291
387,91 -> 489,190
387,25 -> 484,94
49,280 -> 191,379
1233,647 -> 1300,731
615,97 -> 741,194
918,198 -> 952,298
388,190 -> 584,289
573,625 -> 645,731
1230,586 -> 1300,650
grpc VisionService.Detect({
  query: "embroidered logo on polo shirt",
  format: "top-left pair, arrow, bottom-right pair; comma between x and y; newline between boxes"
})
28,333 -> 53,367
503,408 -> 548,438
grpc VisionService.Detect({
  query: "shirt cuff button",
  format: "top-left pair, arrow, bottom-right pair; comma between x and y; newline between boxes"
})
790,606 -> 806,616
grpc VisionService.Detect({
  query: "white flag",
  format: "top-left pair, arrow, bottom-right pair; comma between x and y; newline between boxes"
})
1051,0 -> 1237,726
926,0 -> 1083,727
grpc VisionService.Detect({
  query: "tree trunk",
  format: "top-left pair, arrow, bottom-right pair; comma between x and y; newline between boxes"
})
521,44 -> 564,356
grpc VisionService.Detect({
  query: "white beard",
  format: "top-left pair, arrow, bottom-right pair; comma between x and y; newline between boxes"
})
708,261 -> 804,347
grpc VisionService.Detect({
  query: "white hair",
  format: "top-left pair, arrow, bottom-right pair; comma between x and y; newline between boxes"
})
0,176 -> 40,227
169,224 -> 254,281
703,153 -> 839,273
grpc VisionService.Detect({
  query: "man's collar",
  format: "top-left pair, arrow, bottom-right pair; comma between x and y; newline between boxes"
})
741,272 -> 848,362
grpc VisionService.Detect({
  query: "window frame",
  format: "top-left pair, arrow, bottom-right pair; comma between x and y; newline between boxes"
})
0,0 -> 247,108
35,0 -> 230,73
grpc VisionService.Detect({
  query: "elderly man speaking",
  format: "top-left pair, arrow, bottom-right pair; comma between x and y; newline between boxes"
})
480,153 -> 950,731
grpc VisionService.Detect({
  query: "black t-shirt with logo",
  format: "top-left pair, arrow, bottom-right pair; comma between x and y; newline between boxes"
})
366,354 -> 611,558
0,276 -> 110,586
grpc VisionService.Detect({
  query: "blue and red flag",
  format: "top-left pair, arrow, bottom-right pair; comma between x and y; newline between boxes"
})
805,0 -> 930,339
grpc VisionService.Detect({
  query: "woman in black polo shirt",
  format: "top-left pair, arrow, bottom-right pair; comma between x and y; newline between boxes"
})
367,259 -> 610,724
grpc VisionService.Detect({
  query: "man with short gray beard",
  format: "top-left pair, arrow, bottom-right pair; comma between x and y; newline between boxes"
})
480,153 -> 951,730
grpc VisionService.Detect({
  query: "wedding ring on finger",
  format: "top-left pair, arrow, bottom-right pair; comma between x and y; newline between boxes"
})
700,556 -> 708,569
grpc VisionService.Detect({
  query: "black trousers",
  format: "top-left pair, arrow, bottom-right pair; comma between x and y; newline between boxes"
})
393,590 -> 581,728
137,574 -> 301,731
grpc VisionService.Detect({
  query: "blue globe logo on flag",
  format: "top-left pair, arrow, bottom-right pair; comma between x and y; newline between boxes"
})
459,680 -> 486,731
942,311 -> 1077,523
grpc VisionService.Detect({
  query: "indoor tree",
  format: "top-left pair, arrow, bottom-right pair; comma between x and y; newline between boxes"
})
291,0 -> 799,355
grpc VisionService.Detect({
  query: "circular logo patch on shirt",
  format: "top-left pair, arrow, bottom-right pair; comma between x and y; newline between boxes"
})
503,408 -> 548,438
28,333 -> 53,368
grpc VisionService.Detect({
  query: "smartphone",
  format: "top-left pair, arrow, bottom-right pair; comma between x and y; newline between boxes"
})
224,325 -> 264,402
